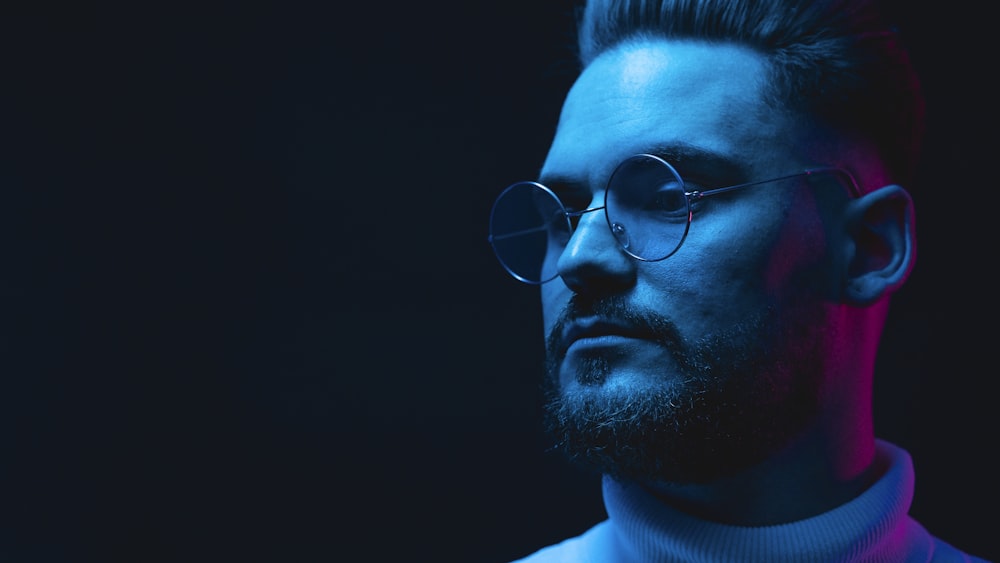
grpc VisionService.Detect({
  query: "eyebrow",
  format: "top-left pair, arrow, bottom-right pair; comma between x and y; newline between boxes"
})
642,143 -> 749,183
538,142 -> 750,193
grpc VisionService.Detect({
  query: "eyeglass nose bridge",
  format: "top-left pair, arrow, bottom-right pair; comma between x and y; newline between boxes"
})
563,204 -> 605,227
560,204 -> 609,247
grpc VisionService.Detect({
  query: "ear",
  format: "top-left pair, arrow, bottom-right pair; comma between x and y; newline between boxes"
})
842,184 -> 917,306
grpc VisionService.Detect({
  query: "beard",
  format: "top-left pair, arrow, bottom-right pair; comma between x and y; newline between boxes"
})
541,293 -> 824,484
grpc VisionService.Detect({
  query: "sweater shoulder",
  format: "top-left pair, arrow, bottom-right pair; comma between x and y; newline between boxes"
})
508,520 -> 616,563
927,536 -> 992,563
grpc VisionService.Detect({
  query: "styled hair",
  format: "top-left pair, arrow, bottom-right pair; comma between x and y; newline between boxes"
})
575,0 -> 925,189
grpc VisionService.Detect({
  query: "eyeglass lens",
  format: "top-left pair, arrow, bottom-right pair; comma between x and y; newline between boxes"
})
488,182 -> 571,284
605,154 -> 691,262
489,155 -> 692,284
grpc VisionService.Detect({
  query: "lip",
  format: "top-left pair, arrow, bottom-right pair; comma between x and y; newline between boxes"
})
560,317 -> 651,355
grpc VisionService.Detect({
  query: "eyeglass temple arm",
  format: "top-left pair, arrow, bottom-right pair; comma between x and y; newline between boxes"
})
687,167 -> 861,200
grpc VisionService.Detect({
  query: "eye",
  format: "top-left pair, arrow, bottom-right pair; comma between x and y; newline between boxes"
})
643,184 -> 689,218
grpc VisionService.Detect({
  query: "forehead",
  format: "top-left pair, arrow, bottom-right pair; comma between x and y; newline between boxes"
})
542,39 -> 798,182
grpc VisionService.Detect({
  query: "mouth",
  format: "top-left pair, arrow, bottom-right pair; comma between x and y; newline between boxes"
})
559,317 -> 652,356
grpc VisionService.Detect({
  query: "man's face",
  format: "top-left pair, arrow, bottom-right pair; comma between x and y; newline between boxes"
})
538,39 -> 849,483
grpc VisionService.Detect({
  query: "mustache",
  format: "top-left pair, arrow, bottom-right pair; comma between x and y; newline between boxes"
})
545,294 -> 685,360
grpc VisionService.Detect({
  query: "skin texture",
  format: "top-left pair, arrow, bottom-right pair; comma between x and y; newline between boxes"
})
537,38 -> 916,526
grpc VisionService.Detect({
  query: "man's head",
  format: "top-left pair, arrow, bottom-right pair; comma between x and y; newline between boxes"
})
514,0 -> 924,485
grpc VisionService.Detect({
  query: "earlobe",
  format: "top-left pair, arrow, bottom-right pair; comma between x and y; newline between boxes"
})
843,184 -> 917,306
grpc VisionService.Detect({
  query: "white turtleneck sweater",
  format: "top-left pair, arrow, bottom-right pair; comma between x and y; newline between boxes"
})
512,440 -> 989,562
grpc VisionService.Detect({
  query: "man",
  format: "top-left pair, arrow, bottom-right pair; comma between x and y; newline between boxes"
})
487,0 -> 989,561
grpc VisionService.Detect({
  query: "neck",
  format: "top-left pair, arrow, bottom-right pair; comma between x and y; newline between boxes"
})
641,423 -> 878,526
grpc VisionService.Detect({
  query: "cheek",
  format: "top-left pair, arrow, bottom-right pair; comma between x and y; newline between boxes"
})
540,282 -> 571,337
682,207 -> 779,299
699,191 -> 831,298
658,197 -> 827,323
761,198 -> 832,294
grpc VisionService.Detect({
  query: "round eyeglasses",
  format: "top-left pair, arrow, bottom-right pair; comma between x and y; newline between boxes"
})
488,153 -> 859,284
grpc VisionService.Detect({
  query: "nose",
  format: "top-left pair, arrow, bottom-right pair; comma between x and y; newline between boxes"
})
556,201 -> 636,294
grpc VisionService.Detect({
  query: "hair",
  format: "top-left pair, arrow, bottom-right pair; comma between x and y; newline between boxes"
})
575,0 -> 925,189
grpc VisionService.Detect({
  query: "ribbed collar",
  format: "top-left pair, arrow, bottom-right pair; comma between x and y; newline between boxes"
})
602,440 -> 921,562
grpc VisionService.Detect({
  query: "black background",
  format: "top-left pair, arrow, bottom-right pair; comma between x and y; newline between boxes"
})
2,2 -> 996,562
